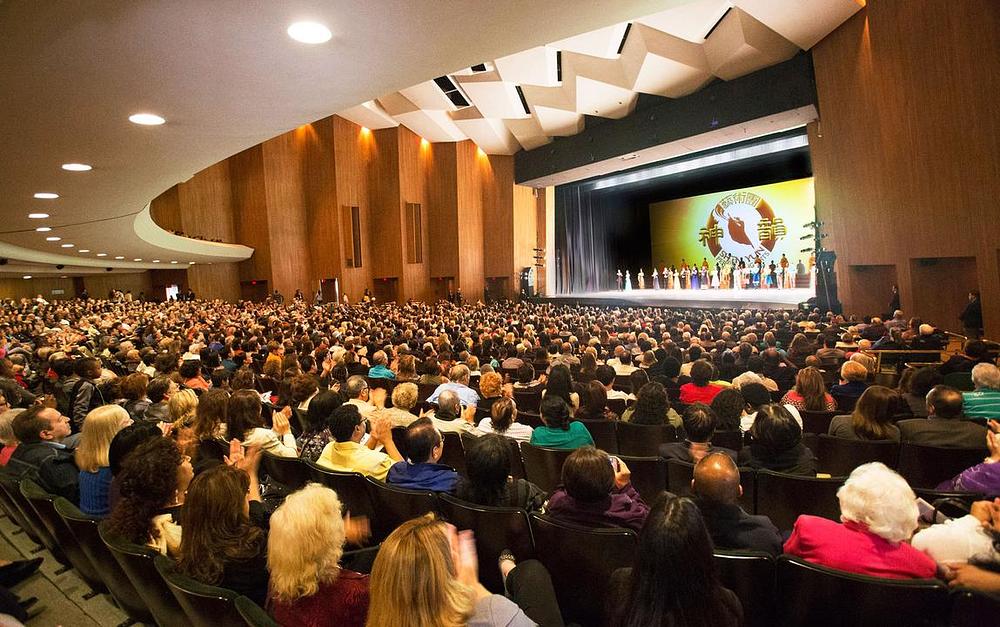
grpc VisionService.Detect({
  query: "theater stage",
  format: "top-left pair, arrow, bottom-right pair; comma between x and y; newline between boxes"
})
536,288 -> 814,310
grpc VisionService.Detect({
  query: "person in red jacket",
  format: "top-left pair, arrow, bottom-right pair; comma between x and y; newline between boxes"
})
679,360 -> 724,405
784,462 -> 936,579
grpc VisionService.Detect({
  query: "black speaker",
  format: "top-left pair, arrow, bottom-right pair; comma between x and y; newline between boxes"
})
0,258 -> 7,265
106,267 -> 113,272
56,264 -> 65,270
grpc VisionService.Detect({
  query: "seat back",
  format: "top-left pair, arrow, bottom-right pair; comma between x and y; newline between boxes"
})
21,480 -> 101,590
616,422 -> 677,456
711,430 -> 743,451
437,494 -> 534,593
100,524 -> 191,627
416,383 -> 439,403
235,595 -> 280,627
514,390 -> 541,412
579,419 -> 618,453
606,398 -> 627,416
831,393 -> 858,413
519,443 -> 572,493
54,502 -> 154,624
755,471 -> 844,531
897,443 -> 989,489
528,513 -> 637,627
942,371 -> 974,392
303,461 -> 376,521
0,473 -> 50,549
439,431 -> 467,475
617,456 -> 667,504
516,410 -> 544,428
816,435 -> 899,476
0,474 -> 37,543
949,587 -> 1000,627
666,459 -> 755,513
260,452 -> 309,491
153,554 -> 244,627
776,555 -> 949,627
365,476 -> 438,541
800,410 -> 838,434
713,550 -> 776,627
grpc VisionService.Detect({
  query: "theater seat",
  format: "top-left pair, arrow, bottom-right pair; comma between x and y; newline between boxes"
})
816,435 -> 899,476
0,475 -> 57,558
949,587 -> 1000,627
713,550 -> 776,627
235,595 -> 280,627
439,431 -> 467,475
520,443 -> 572,493
616,422 -> 677,456
154,554 -> 245,627
800,410 -> 838,434
755,471 -> 844,531
100,524 -> 190,627
831,393 -> 858,413
579,419 -> 618,453
303,461 -> 376,527
775,555 -> 949,627
514,390 -> 541,412
437,494 -> 535,593
528,513 -> 638,627
616,455 -> 667,504
711,430 -> 743,451
896,443 -> 989,489
365,476 -> 438,541
0,475 -> 41,549
261,451 -> 309,491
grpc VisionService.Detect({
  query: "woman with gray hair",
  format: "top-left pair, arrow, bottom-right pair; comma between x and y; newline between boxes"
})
963,363 -> 1000,422
783,462 -> 937,579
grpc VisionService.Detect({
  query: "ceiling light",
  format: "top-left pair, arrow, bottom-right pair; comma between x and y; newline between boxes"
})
114,256 -> 124,260
61,163 -> 92,171
287,21 -> 332,44
170,260 -> 178,264
35,226 -> 51,232
129,113 -> 166,126
78,249 -> 90,253
34,192 -> 58,199
60,275 -> 68,279
133,258 -> 142,262
27,213 -> 48,219
22,275 -> 31,280
188,261 -> 196,265
61,243 -> 74,248
152,259 -> 161,263
96,253 -> 107,257
46,236 -> 61,241
621,153 -> 638,161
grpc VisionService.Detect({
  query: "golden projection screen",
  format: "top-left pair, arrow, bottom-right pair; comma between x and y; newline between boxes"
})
649,177 -> 816,271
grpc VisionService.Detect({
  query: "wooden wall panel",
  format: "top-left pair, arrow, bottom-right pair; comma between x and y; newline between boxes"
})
483,155 -> 515,281
455,141 -> 484,300
0,277 -> 75,301
177,161 -> 235,242
369,127 -> 404,279
261,130 -> 313,298
333,116 -> 374,302
398,125 -> 432,302
302,116 -> 342,286
811,1 -> 1000,336
512,184 -> 538,294
229,145 -> 271,284
149,185 -> 182,233
84,272 -> 152,299
427,143 -> 459,280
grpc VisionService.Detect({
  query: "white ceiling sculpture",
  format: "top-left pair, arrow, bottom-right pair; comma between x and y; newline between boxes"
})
342,0 -> 864,156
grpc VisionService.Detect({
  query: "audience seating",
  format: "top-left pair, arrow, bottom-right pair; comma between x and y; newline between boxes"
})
439,431 -> 467,475
0,476 -> 42,549
303,461 -> 376,523
896,443 -> 989,489
20,479 -> 100,593
617,455 -> 667,504
520,443 -> 572,493
100,524 -> 192,627
2,476 -> 67,567
755,471 -> 844,531
800,410 -> 838,435
514,390 -> 541,412
260,451 -> 309,491
606,398 -> 627,416
912,489 -> 984,519
390,426 -> 411,460
830,393 -> 858,413
711,430 -> 743,451
154,554 -> 245,627
949,587 -> 1000,627
54,500 -> 155,625
437,494 -> 534,593
528,513 -> 637,627
816,435 -> 900,476
775,555 -> 950,627
713,550 -> 776,627
365,476 -> 438,542
516,410 -> 544,428
579,419 -> 618,453
616,422 -> 677,457
416,383 -> 439,403
235,595 -> 280,627
800,432 -> 819,456
942,371 -> 974,392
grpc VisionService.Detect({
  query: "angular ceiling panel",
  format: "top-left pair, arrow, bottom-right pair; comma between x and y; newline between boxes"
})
451,107 -> 521,155
703,7 -> 799,80
636,0 -> 734,43
454,71 -> 530,119
504,116 -> 552,151
337,100 -> 399,130
620,23 -> 714,98
734,0 -> 865,50
494,46 -> 559,86
551,23 -> 630,58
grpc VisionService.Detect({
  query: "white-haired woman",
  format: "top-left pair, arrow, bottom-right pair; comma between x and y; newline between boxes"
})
783,462 -> 937,579
267,484 -> 370,627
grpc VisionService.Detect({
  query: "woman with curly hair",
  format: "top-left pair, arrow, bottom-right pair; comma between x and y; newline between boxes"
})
622,382 -> 681,429
104,437 -> 193,555
176,462 -> 268,605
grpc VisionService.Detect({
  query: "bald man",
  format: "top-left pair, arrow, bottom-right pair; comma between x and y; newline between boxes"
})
898,385 -> 987,448
691,453 -> 782,555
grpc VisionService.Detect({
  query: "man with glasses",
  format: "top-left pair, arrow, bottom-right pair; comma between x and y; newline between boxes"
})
386,418 -> 458,492
317,404 -> 402,481
344,375 -> 384,419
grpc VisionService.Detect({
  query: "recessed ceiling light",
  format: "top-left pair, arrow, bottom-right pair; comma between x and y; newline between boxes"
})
129,113 -> 166,126
287,21 -> 332,44
133,258 -> 142,262
61,163 -> 92,171
78,249 -> 90,253
22,275 -> 31,280
170,260 -> 178,264
188,261 -> 196,265
27,213 -> 49,219
96,253 -> 107,257
35,226 -> 51,232
152,259 -> 161,263
46,236 -> 61,241
621,153 -> 638,161
114,255 -> 124,259
61,243 -> 74,248
34,192 -> 59,199
60,275 -> 68,279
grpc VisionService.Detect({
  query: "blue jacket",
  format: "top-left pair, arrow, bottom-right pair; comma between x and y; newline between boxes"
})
387,461 -> 457,492
368,365 -> 396,380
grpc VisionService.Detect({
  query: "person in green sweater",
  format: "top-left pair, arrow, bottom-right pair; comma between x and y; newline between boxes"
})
529,396 -> 594,450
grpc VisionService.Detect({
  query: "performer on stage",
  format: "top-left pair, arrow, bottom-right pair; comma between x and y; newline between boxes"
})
712,265 -> 721,289
768,260 -> 778,289
680,265 -> 688,290
672,266 -> 680,291
700,264 -> 709,290
616,269 -> 623,290
637,268 -> 645,290
690,264 -> 699,290
625,270 -> 633,291
652,268 -> 660,290
665,267 -> 674,290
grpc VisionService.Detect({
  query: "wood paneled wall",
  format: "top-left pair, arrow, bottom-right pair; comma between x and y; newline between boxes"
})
0,277 -> 75,301
811,0 -> 1000,336
149,116 -> 517,303
83,273 -> 152,299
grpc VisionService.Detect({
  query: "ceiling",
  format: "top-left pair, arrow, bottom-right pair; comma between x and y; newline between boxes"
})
0,0 -> 862,279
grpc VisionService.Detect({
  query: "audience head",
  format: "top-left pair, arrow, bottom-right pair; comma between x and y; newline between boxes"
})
709,388 -> 744,432
925,385 -> 964,419
391,382 -> 418,411
516,363 -> 536,385
546,364 -> 574,404
168,388 -> 199,426
404,417 -> 442,464
436,389 -> 462,419
749,404 -> 801,455
478,372 -> 502,399
106,437 -> 191,545
344,375 -> 369,401
540,396 -> 572,431
191,388 -> 228,440
682,403 -> 718,444
794,367 -> 830,411
463,434 -> 513,506
0,408 -> 23,447
840,360 -> 868,383
448,364 -> 471,385
689,360 -> 714,386
328,404 -> 364,443
579,380 -> 609,419
108,422 -> 162,475
971,363 -> 1000,391
692,452 -> 742,505
75,405 -> 133,473
630,382 -> 669,426
850,385 -> 899,440
562,446 -> 615,503
303,389 -> 342,433
907,366 -> 943,397
226,389 -> 263,438
12,405 -> 70,445
489,397 -> 517,434
595,364 -> 616,387
739,382 -> 771,411
837,462 -> 919,543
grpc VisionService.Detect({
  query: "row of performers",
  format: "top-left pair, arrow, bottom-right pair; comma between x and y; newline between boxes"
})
616,255 -> 814,291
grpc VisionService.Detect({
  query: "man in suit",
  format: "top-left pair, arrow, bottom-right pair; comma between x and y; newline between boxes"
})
898,385 -> 987,448
691,452 -> 783,555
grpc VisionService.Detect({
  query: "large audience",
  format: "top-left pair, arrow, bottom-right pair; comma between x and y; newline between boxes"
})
0,295 -> 998,625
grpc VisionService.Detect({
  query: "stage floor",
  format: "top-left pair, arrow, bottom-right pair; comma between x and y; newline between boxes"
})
538,288 -> 814,310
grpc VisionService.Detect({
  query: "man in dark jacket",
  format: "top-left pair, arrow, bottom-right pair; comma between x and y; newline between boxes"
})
959,290 -> 983,340
5,405 -> 79,503
386,418 -> 458,492
898,385 -> 987,449
692,453 -> 783,554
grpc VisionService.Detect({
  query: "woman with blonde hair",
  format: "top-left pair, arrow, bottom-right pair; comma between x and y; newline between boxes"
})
367,514 -> 562,627
781,367 -> 836,412
268,484 -> 370,627
168,388 -> 198,428
76,405 -> 133,516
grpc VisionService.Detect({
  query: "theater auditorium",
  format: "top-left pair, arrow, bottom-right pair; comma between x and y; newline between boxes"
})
0,1 -> 998,625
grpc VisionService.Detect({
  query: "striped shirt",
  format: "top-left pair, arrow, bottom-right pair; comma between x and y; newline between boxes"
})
962,389 -> 1000,420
